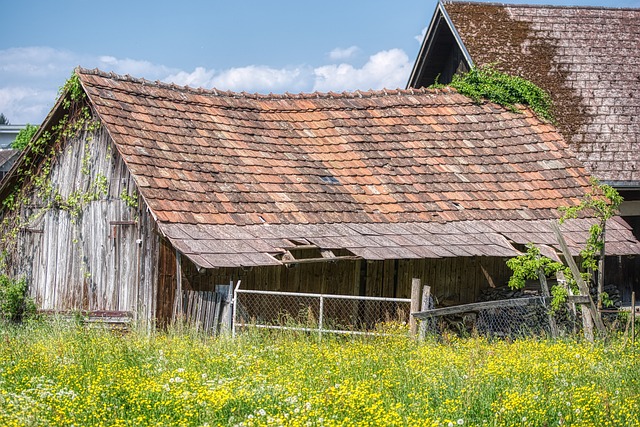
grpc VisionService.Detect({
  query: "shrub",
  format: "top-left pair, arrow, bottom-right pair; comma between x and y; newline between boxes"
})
0,275 -> 36,322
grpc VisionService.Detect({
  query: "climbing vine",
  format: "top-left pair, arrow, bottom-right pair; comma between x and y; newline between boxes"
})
432,65 -> 554,122
559,179 -> 622,280
120,189 -> 139,209
0,72 -> 105,273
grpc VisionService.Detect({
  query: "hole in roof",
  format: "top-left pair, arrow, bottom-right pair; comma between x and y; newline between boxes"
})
320,176 -> 340,184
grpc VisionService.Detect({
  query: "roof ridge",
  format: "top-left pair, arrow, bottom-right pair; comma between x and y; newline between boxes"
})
76,67 -> 460,101
442,0 -> 640,12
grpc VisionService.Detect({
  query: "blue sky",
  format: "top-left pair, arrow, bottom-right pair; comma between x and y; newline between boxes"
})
1,0 -> 638,125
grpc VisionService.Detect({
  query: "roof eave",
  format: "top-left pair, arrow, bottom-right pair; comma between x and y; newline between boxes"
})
407,0 -> 474,88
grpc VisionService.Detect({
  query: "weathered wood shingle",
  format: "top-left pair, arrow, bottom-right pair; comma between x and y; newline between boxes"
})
439,2 -> 640,184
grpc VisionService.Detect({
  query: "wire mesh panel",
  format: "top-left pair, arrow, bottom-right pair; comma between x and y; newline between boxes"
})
321,296 -> 411,332
418,297 -> 580,339
233,289 -> 412,336
234,290 -> 321,331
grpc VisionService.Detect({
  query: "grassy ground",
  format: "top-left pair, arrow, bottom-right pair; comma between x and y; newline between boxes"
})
0,321 -> 638,427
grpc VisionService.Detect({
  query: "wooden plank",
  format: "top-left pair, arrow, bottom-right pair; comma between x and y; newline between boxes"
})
551,222 -> 606,338
597,224 -> 605,310
212,292 -> 222,334
538,266 -> 558,338
419,285 -> 431,340
173,251 -> 183,320
410,278 -> 421,336
413,297 -> 538,319
280,255 -> 360,265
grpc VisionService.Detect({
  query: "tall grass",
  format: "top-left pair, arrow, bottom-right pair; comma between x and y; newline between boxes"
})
0,320 -> 638,426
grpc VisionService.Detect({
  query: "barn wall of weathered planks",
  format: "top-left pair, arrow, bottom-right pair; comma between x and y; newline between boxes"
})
7,128 -> 158,322
177,254 -> 514,308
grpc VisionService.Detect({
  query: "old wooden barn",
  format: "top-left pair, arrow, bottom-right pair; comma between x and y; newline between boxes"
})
1,68 -> 639,327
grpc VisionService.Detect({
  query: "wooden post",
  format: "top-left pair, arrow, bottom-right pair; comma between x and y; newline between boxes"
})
172,251 -> 183,322
410,278 -> 421,337
419,285 -> 431,340
597,223 -> 606,310
557,271 -> 577,334
551,222 -> 606,341
538,267 -> 558,338
633,292 -> 636,348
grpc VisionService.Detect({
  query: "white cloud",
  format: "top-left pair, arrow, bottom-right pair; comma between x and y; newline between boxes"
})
0,45 -> 415,124
313,48 -> 412,92
0,47 -> 77,78
97,56 -> 177,80
0,86 -> 56,124
164,65 -> 314,93
0,47 -> 179,124
328,46 -> 360,61
165,67 -> 217,88
415,27 -> 428,44
209,65 -> 313,93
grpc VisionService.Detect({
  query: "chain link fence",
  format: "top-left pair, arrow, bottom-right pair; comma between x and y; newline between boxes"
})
416,296 -> 582,339
232,288 -> 411,337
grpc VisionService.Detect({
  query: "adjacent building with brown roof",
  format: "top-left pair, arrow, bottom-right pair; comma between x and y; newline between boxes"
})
408,1 -> 640,233
1,68 -> 638,326
0,149 -> 19,183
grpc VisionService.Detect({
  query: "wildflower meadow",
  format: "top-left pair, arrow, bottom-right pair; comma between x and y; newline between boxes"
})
0,322 -> 638,426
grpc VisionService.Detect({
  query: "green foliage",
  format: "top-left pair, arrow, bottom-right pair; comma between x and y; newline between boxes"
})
599,291 -> 613,308
10,124 -> 39,150
0,327 -> 638,426
559,179 -> 622,284
1,72 -> 107,267
560,178 -> 622,223
506,244 -> 567,290
0,275 -> 36,323
550,285 -> 569,311
433,65 -> 554,122
120,189 -> 139,209
59,73 -> 85,109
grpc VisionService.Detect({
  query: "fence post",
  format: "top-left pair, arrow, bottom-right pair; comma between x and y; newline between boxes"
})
410,278 -> 421,337
318,295 -> 324,341
419,285 -> 431,340
633,292 -> 636,348
231,280 -> 241,338
538,267 -> 558,338
172,251 -> 183,322
551,222 -> 605,341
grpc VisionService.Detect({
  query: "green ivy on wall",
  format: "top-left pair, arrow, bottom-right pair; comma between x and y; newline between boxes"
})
0,72 -> 105,272
432,65 -> 554,122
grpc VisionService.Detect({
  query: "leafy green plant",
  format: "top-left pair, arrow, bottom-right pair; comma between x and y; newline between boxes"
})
432,65 -> 554,122
120,189 -> 139,209
0,274 -> 36,323
506,244 -> 567,290
559,178 -> 622,283
10,124 -> 39,150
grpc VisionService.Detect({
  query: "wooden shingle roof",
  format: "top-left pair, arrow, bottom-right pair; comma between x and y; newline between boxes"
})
438,2 -> 640,185
75,68 -> 639,267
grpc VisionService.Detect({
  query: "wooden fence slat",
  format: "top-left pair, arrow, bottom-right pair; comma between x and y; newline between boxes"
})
177,289 -> 230,335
